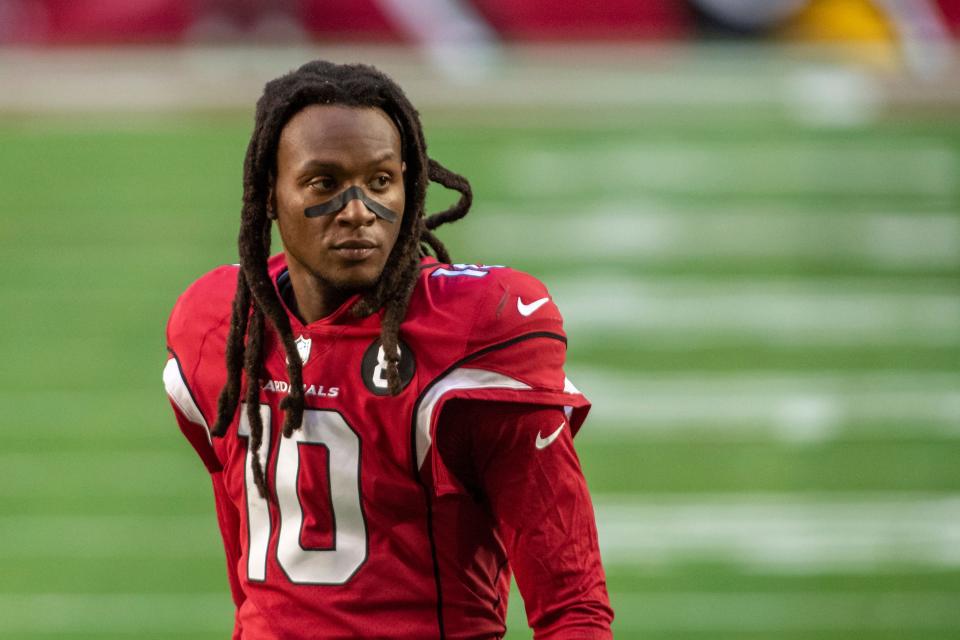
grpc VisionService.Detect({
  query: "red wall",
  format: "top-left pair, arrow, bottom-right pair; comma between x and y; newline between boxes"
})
5,0 -> 960,44
4,0 -> 690,44
470,0 -> 689,40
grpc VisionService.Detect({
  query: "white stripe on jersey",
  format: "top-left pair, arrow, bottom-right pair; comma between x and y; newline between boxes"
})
163,358 -> 212,445
415,368 -> 531,469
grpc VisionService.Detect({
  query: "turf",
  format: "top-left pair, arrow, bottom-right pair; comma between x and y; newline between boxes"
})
1,94 -> 957,639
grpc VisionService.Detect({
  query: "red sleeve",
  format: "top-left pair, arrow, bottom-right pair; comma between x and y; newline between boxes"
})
210,471 -> 246,639
419,335 -> 592,497
164,355 -> 222,473
163,264 -> 239,472
437,400 -> 614,638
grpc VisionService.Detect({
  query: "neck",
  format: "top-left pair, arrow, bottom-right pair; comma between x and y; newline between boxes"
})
284,261 -> 352,324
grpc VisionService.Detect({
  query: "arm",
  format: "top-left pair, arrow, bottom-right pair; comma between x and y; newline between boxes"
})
165,361 -> 245,636
438,399 -> 614,638
165,268 -> 246,635
163,355 -> 221,473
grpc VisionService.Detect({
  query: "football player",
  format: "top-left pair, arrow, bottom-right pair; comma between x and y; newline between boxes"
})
163,60 -> 613,639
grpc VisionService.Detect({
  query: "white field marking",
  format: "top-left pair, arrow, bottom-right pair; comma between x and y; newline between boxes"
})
7,494 -> 959,571
1,592 -> 956,635
0,451 -> 205,495
782,65 -> 882,128
607,592 -> 960,631
0,593 -> 232,634
547,274 -> 960,346
0,44 -> 900,113
593,493 -> 960,572
470,205 -> 960,270
505,143 -> 957,197
570,368 -> 960,441
0,515 -> 220,558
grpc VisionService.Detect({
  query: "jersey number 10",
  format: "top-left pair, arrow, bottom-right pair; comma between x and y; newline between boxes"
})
238,405 -> 368,585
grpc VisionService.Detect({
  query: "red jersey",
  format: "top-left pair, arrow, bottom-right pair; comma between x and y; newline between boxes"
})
163,255 -> 612,639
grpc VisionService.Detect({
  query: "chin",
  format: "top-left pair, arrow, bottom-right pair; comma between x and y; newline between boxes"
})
326,264 -> 385,292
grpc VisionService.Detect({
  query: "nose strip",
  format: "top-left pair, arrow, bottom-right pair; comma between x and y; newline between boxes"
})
303,185 -> 398,223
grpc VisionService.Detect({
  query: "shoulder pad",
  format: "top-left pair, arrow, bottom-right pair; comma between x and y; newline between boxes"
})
166,264 -> 239,390
419,263 -> 565,353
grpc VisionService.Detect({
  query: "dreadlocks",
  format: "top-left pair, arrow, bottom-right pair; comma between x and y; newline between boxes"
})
210,61 -> 472,498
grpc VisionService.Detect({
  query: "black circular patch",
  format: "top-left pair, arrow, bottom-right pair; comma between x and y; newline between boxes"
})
361,338 -> 416,395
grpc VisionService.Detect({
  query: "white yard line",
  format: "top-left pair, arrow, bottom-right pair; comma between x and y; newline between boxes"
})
0,44 -> 909,113
0,451 -> 204,496
0,593 -> 232,634
606,591 -> 960,631
0,515 -> 219,558
3,590 -> 957,634
594,493 -> 960,572
469,205 -> 960,270
5,493 -> 959,570
545,274 -> 960,346
503,143 -> 957,198
569,368 -> 960,440
3,369 -> 959,447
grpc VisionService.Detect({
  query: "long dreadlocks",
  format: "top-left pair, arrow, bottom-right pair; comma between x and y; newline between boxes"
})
210,61 -> 472,498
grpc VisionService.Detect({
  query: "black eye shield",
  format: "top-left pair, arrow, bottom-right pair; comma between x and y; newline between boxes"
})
303,185 -> 399,224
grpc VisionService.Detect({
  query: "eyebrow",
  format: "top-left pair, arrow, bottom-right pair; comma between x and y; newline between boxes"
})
297,150 -> 399,174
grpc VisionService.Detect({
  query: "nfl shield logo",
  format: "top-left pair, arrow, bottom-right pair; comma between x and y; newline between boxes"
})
294,335 -> 312,364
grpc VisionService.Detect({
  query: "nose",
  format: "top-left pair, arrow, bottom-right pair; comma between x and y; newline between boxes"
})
335,193 -> 376,227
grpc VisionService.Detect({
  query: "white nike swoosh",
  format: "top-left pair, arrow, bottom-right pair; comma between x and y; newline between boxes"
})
535,422 -> 566,450
517,296 -> 549,317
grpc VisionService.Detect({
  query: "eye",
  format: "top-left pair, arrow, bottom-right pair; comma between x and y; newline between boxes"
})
309,176 -> 337,192
370,174 -> 392,191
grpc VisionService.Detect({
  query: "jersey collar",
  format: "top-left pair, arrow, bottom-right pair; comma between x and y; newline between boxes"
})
267,253 -> 366,330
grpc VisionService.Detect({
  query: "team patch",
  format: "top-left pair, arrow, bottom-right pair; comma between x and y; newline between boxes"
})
295,335 -> 312,363
361,338 -> 416,395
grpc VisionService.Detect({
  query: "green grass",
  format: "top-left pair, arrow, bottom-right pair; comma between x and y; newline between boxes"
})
1,96 -> 958,639
577,439 -> 960,494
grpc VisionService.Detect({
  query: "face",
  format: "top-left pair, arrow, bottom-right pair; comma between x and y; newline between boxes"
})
272,104 -> 405,307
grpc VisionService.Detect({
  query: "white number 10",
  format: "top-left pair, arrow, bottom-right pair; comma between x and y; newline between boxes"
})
238,406 -> 367,585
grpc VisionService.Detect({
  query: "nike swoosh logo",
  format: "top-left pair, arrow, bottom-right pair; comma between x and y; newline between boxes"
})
535,422 -> 565,450
517,296 -> 549,317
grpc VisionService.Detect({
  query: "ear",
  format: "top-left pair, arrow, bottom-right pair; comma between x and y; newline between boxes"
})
401,161 -> 406,174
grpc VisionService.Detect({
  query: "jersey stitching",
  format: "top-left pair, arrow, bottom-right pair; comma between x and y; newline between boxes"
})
193,310 -> 233,385
463,270 -> 503,360
186,311 -> 233,424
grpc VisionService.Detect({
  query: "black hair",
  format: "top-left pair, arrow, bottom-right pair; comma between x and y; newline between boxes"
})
210,61 -> 472,497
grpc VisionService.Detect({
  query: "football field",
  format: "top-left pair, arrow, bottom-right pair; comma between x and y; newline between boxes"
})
2,49 -> 959,639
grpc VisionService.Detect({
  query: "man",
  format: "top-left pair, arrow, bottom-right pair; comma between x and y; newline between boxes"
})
163,60 -> 612,639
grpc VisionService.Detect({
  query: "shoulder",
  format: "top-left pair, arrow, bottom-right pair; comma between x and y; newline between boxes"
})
164,262 -> 246,434
167,265 -> 240,340
166,263 -> 241,353
411,260 -> 566,352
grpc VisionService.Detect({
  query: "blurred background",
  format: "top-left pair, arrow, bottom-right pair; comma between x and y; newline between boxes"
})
1,1 -> 959,638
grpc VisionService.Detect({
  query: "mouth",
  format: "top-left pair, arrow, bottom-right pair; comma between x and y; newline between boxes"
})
332,239 -> 378,262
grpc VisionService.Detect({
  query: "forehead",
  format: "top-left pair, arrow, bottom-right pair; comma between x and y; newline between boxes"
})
276,105 -> 402,169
